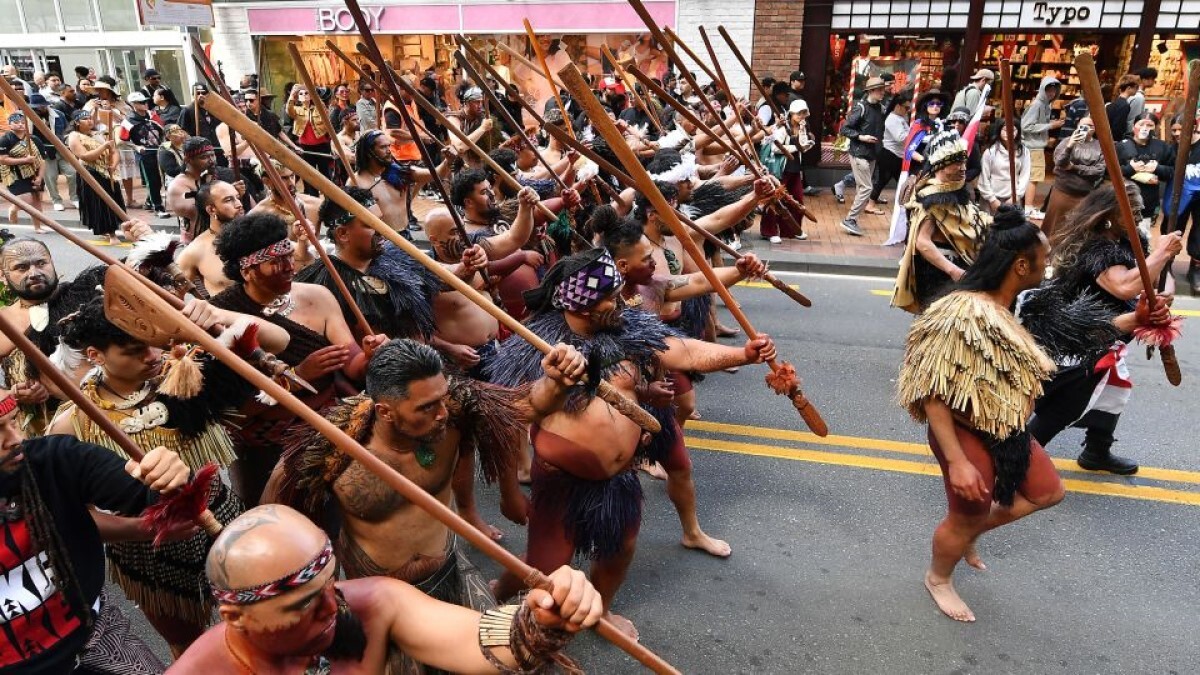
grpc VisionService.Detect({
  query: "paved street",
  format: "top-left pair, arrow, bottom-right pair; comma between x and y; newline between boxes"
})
17,226 -> 1200,673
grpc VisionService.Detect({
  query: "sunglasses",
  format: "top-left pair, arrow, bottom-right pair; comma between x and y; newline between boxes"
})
927,101 -> 944,107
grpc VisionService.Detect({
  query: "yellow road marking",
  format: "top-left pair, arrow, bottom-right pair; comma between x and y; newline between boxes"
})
687,419 -> 1200,486
870,289 -> 892,296
687,437 -> 1200,507
872,288 -> 1200,317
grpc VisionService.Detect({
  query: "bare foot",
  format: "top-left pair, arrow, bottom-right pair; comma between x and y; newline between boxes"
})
638,461 -> 667,481
464,511 -> 503,541
682,531 -> 732,558
687,409 -> 701,420
964,542 -> 987,571
715,323 -> 740,338
603,612 -> 639,641
923,571 -> 976,622
517,469 -> 531,485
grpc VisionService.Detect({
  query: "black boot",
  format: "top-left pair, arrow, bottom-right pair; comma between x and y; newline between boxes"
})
1077,438 -> 1138,475
1187,262 -> 1200,296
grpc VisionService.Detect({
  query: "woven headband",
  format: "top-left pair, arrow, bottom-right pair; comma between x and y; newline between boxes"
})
7,112 -> 25,124
210,540 -> 334,605
238,238 -> 295,270
185,142 -> 215,159
0,394 -> 17,417
552,250 -> 622,312
332,194 -> 378,227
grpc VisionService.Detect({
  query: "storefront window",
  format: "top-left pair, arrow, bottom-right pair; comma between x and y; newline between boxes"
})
20,0 -> 59,33
98,0 -> 139,32
61,0 -> 100,32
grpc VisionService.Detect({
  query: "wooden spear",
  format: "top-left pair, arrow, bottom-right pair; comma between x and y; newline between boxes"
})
190,100 -> 674,673
188,43 -> 376,339
662,27 -> 720,87
497,42 -> 566,92
998,59 -> 1019,202
0,303 -> 224,544
717,25 -> 782,121
1076,53 -> 1182,385
600,44 -> 666,136
558,61 -> 827,435
287,43 -> 356,181
0,78 -> 133,226
457,40 -> 813,307
201,91 -> 660,437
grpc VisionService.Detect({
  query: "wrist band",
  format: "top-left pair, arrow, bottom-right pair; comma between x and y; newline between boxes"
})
477,603 -> 578,674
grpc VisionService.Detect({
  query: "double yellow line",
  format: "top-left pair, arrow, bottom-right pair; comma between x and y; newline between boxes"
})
866,288 -> 1200,317
685,419 -> 1200,507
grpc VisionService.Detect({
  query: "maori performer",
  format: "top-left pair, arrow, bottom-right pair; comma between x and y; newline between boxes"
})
47,295 -> 288,655
488,248 -> 777,638
0,387 -> 190,673
210,212 -> 387,505
270,338 -> 585,673
893,131 -> 993,314
447,87 -> 505,168
246,159 -> 323,272
595,207 -> 767,558
897,207 -> 1063,623
176,180 -> 244,297
424,170 -> 541,374
351,129 -> 452,237
172,504 -> 603,674
298,186 -> 487,345
1027,184 -> 1184,474
0,239 -> 106,435
165,137 -> 247,244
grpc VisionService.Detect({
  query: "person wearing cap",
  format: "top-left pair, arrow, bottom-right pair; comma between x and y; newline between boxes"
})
181,83 -> 227,168
951,68 -> 994,117
945,106 -> 982,185
761,98 -> 814,242
839,76 -> 888,236
0,111 -> 47,231
137,67 -> 162,101
788,70 -> 806,105
85,79 -> 141,206
906,89 -> 950,172
120,91 -> 168,217
1020,76 -> 1064,219
157,123 -> 189,180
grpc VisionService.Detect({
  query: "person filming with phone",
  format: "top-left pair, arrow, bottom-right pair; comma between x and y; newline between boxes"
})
1043,115 -> 1106,238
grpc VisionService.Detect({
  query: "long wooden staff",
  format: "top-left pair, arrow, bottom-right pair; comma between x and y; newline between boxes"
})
1163,60 -> 1200,283
0,78 -> 132,225
698,27 -> 765,166
192,57 -> 242,185
1076,53 -> 1181,385
497,42 -> 566,92
324,41 -> 451,155
375,59 -> 565,226
1149,60 -> 1198,382
457,40 -> 812,307
717,25 -> 782,121
625,62 -> 814,229
202,92 -> 660,437
558,62 -> 827,435
0,187 -> 318,396
287,43 -> 356,181
193,108 -> 674,675
998,59 -> 1019,202
662,27 -> 720,87
600,44 -> 665,136
0,309 -> 223,542
188,45 -> 376,339
341,8 -> 478,265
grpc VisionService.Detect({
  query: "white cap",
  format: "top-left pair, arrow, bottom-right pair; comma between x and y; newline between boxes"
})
788,99 -> 809,114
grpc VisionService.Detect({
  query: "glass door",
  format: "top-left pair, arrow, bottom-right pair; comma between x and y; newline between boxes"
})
150,48 -> 187,102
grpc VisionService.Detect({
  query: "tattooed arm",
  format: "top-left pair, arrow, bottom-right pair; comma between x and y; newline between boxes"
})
658,334 -> 776,374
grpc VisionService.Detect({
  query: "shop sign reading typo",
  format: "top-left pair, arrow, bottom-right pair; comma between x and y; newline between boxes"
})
1024,0 -> 1103,28
317,6 -> 386,32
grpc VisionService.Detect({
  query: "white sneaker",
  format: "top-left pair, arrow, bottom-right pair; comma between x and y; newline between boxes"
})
71,201 -> 79,208
53,203 -> 65,212
769,235 -> 782,244
1027,208 -> 1045,221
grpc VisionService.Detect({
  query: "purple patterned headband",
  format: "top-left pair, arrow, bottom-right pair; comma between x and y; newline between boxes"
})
552,250 -> 622,312
210,539 -> 334,605
238,238 -> 295,270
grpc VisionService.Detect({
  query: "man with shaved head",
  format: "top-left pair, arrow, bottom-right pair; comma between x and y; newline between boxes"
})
172,504 -> 603,673
176,180 -> 244,297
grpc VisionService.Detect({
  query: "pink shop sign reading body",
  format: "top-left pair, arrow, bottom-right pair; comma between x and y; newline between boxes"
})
247,1 -> 677,35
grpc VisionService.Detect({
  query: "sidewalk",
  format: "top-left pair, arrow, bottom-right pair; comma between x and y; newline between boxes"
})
11,181 -> 1194,280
